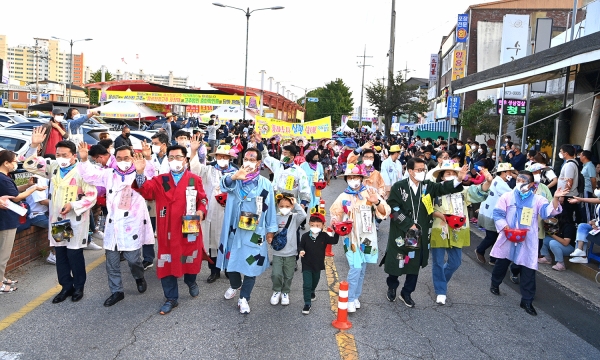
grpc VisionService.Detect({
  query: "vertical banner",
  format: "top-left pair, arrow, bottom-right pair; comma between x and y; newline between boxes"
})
447,96 -> 460,118
429,54 -> 439,82
451,50 -> 466,80
498,14 -> 530,99
456,14 -> 469,43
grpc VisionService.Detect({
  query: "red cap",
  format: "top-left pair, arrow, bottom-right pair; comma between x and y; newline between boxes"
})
309,213 -> 326,223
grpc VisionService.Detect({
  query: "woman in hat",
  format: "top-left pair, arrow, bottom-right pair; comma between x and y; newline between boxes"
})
329,164 -> 391,313
430,161 -> 493,304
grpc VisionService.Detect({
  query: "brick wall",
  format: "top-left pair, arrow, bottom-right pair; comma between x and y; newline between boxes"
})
6,226 -> 49,272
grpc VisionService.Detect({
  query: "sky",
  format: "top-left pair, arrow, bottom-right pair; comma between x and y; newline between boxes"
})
4,0 -> 484,114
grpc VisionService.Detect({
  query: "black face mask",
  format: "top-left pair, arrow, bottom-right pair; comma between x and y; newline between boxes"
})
124,133 -> 130,137
310,159 -> 318,164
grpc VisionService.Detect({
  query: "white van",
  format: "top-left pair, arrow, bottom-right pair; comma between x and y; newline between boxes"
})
0,108 -> 17,115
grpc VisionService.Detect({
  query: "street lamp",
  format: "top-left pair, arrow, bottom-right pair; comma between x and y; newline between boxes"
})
51,37 -> 93,108
212,3 -> 284,121
291,84 -> 318,114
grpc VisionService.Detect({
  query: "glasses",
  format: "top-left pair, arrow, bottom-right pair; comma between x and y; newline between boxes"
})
412,168 -> 427,173
310,207 -> 326,216
168,155 -> 186,161
275,193 -> 294,201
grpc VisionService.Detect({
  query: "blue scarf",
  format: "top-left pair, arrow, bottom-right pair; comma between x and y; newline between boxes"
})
172,170 -> 185,186
344,184 -> 367,200
59,162 -> 76,178
215,164 -> 236,174
493,188 -> 535,230
282,162 -> 294,170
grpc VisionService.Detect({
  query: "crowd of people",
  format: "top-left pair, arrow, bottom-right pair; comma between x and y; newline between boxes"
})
0,110 -> 598,318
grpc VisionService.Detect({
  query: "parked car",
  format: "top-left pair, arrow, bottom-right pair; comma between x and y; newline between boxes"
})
0,130 -> 33,158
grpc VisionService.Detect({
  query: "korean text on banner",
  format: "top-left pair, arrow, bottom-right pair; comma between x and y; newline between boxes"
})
104,91 -> 260,108
255,116 -> 332,139
452,50 -> 466,81
447,96 -> 460,119
456,14 -> 469,43
429,54 -> 439,82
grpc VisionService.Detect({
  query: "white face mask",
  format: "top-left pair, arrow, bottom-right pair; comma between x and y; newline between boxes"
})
472,146 -> 477,151
363,160 -> 373,167
478,148 -> 483,154
117,161 -> 132,172
347,179 -> 361,189
169,160 -> 185,173
54,116 -> 64,122
456,145 -> 463,150
109,148 -> 115,155
243,161 -> 257,171
152,145 -> 162,154
56,157 -> 72,168
506,175 -> 513,182
533,174 -> 541,183
279,207 -> 292,216
414,172 -> 425,182
594,189 -> 600,198
559,153 -> 564,159
310,227 -> 322,234
517,182 -> 531,194
445,176 -> 457,182
217,159 -> 229,168
178,141 -> 190,148
492,155 -> 496,159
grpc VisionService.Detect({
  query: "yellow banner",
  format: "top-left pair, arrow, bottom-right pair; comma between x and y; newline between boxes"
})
452,50 -> 466,80
255,116 -> 332,139
103,91 -> 260,108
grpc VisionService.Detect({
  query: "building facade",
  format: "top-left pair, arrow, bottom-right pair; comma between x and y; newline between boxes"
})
113,69 -> 188,88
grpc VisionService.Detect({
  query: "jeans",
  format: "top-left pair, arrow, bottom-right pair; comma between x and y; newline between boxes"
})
302,270 -> 320,305
17,214 -> 49,232
575,223 -> 591,251
106,247 -> 144,293
540,236 -> 574,263
271,255 -> 296,293
160,274 -> 197,301
476,230 -> 498,262
347,262 -> 367,302
55,247 -> 86,291
227,271 -> 256,301
491,258 -> 536,303
431,247 -> 462,295
386,273 -> 419,295
142,244 -> 155,263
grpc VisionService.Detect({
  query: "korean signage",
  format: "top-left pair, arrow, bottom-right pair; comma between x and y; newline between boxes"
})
447,96 -> 460,118
498,14 -> 530,99
429,54 -> 439,82
255,116 -> 332,139
451,50 -> 466,80
456,14 -> 469,43
497,99 -> 527,115
104,91 -> 260,108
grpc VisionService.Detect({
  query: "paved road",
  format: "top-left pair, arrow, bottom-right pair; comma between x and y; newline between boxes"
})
1,176 -> 600,359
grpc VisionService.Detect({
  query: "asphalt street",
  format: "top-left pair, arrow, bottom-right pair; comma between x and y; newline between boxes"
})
1,175 -> 600,360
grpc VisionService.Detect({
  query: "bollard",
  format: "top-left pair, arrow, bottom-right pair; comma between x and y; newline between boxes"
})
332,281 -> 353,330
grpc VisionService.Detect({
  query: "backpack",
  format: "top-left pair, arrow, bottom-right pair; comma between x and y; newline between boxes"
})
567,160 -> 585,195
271,214 -> 293,251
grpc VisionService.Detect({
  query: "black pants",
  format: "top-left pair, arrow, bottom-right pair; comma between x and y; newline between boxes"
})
491,258 -> 536,303
207,249 -> 220,275
55,247 -> 86,291
386,273 -> 419,295
476,230 -> 498,262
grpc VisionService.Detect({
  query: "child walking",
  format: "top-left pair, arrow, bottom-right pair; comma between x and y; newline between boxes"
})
298,213 -> 339,314
270,194 -> 307,305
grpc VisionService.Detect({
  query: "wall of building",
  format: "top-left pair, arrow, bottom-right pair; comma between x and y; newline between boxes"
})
6,226 -> 49,273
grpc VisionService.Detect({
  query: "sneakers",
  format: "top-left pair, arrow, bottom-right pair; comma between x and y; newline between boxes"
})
46,252 -> 56,265
436,295 -> 446,305
270,291 -> 281,305
570,248 -> 586,257
92,231 -> 104,241
85,240 -> 103,250
354,299 -> 361,309
238,297 -> 250,314
347,301 -> 356,313
538,257 -> 552,264
311,292 -> 317,301
302,304 -> 311,315
142,261 -> 153,270
281,293 -> 290,305
224,286 -> 240,300
552,262 -> 566,271
570,256 -> 589,264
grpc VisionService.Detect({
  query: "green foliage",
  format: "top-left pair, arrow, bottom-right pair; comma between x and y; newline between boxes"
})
296,78 -> 354,128
515,98 -> 561,147
85,69 -> 113,105
458,99 -> 499,139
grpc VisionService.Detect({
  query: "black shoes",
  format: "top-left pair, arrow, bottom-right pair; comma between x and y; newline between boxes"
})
386,288 -> 397,302
207,273 -> 220,283
142,261 -> 153,270
399,292 -> 415,308
311,292 -> 317,301
189,282 -> 200,297
520,301 -> 537,316
490,286 -> 500,296
302,304 -> 311,315
52,288 -> 74,303
136,278 -> 147,293
104,292 -> 125,307
72,288 -> 84,302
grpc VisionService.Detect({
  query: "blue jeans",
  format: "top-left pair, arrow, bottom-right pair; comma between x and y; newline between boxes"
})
431,247 -> 462,295
160,274 -> 197,301
575,223 -> 591,251
226,272 -> 256,301
17,214 -> 49,232
347,262 -> 367,302
540,236 -> 574,263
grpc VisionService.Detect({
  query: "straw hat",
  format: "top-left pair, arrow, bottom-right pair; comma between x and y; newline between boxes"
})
494,163 -> 515,174
343,163 -> 368,178
389,145 -> 402,153
431,160 -> 460,179
528,163 -> 550,173
209,144 -> 234,157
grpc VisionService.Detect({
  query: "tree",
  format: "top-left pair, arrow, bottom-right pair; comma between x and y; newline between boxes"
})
365,72 -> 428,135
514,98 -> 561,147
296,78 -> 354,128
458,99 -> 499,140
85,68 -> 113,105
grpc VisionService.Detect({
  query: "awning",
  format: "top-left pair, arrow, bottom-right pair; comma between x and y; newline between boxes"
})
452,32 -> 600,94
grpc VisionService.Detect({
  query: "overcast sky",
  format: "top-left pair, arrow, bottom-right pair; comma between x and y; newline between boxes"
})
5,0 -> 484,114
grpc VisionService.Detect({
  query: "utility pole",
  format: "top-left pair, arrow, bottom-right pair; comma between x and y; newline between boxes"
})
357,45 -> 373,130
259,70 -> 266,116
402,61 -> 413,82
385,0 -> 396,137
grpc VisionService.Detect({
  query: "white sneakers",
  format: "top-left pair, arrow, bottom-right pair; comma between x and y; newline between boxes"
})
92,231 -> 104,241
570,249 -> 586,257
270,291 -> 281,305
46,252 -> 56,265
570,256 -> 589,264
354,299 -> 361,309
436,295 -> 447,305
238,297 -> 250,314
85,240 -> 103,250
281,293 -> 290,306
347,301 -> 356,313
224,287 -> 240,300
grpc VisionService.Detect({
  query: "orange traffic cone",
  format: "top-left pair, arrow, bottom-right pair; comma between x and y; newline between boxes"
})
332,281 -> 353,330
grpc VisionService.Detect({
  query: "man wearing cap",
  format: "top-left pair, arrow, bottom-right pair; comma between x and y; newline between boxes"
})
40,108 -> 69,158
380,144 -> 404,199
189,135 -> 237,283
475,163 -> 516,265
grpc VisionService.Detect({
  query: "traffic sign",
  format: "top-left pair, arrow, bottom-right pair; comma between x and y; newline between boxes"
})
41,93 -> 50,100
307,97 -> 319,103
31,95 -> 37,100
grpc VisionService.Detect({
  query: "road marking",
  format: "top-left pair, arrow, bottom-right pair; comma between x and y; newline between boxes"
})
0,351 -> 23,359
0,255 -> 106,332
325,256 -> 359,360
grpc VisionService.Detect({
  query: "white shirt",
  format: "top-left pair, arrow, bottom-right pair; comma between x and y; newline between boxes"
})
27,177 -> 49,217
151,153 -> 170,175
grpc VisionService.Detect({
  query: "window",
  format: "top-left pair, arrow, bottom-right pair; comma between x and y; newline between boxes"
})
13,92 -> 18,100
27,93 -> 30,99
0,136 -> 26,153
